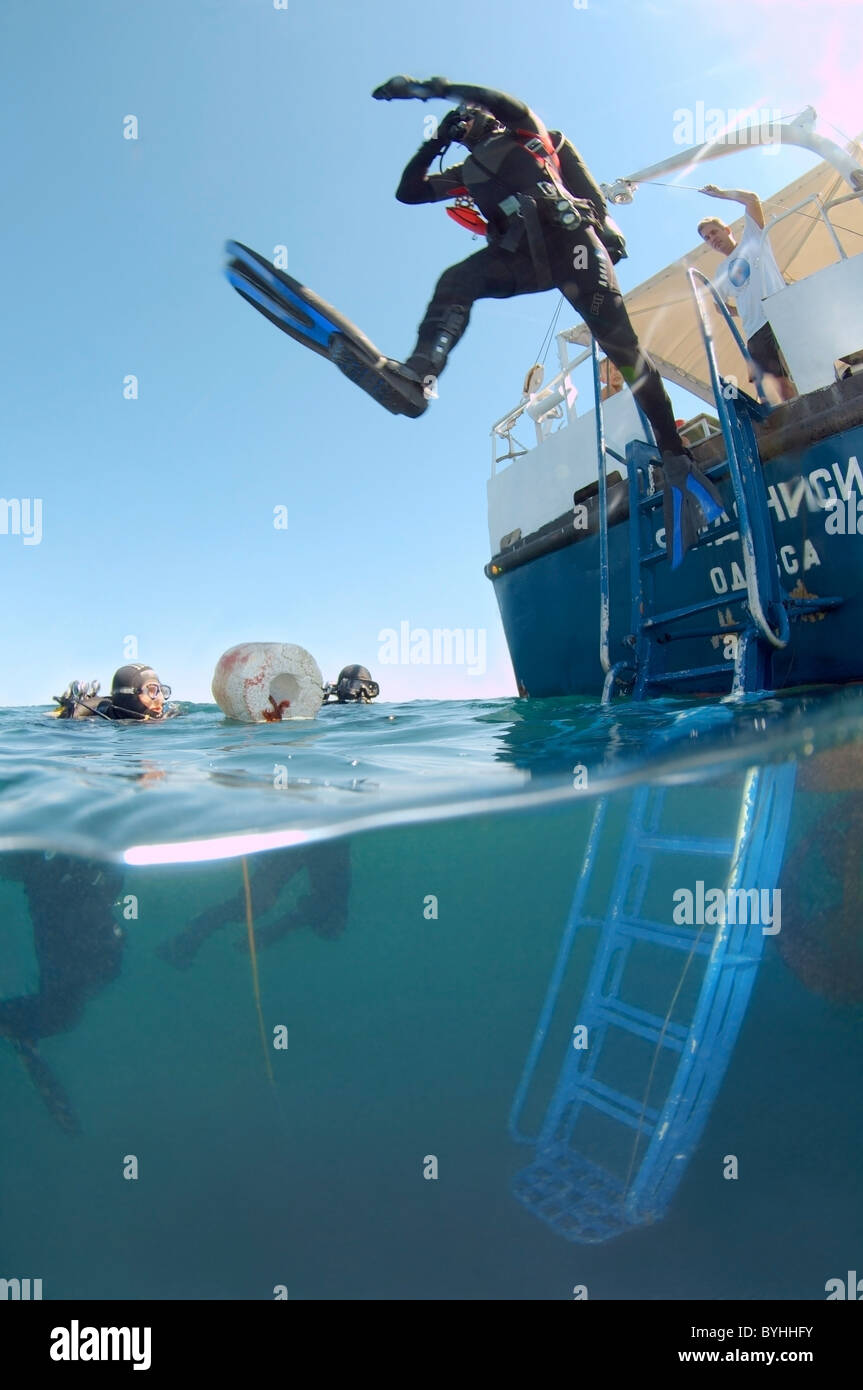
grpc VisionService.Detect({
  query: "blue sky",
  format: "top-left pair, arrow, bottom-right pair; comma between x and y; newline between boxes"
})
1,0 -> 859,705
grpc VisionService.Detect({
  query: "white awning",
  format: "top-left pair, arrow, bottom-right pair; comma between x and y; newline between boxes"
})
567,145 -> 863,402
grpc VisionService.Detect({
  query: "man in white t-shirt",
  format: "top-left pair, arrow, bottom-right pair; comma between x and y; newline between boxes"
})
697,184 -> 796,401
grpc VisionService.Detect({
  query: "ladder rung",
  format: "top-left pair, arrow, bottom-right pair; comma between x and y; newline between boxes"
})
643,663 -> 736,684
705,459 -> 730,480
698,520 -> 741,544
636,834 -> 735,856
594,997 -> 687,1050
638,520 -> 740,557
575,1076 -> 660,1132
633,480 -> 728,519
638,492 -> 665,514
643,593 -> 746,627
616,916 -> 714,954
788,595 -> 843,616
641,545 -> 669,565
654,624 -> 743,640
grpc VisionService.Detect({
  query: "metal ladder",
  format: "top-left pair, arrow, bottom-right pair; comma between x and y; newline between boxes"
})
595,272 -> 841,701
508,736 -> 796,1243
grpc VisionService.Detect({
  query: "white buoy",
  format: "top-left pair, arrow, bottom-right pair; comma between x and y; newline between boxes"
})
212,643 -> 323,722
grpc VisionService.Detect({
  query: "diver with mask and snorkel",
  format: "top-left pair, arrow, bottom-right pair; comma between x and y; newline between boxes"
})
52,664 -> 179,721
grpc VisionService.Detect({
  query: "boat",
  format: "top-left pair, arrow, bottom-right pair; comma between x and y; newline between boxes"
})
484,108 -> 863,699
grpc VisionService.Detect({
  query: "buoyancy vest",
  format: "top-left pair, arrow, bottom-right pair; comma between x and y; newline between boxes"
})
445,127 -> 596,238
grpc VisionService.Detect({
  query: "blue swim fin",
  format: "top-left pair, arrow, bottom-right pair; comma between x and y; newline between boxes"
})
224,241 -> 428,418
14,1039 -> 81,1136
661,452 -> 724,568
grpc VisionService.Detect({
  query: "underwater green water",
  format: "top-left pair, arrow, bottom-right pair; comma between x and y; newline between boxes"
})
1,691 -> 861,1299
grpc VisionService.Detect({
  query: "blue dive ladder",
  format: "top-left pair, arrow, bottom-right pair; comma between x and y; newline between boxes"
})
595,270 -> 841,701
508,745 -> 796,1243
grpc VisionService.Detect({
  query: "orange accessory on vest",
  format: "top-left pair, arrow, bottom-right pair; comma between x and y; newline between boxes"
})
446,201 -> 488,234
445,129 -> 562,233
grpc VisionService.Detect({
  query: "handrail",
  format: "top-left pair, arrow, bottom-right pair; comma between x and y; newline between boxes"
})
490,333 -> 644,477
592,340 -> 612,675
764,192 -> 848,263
686,267 -> 790,651
489,363 -> 576,437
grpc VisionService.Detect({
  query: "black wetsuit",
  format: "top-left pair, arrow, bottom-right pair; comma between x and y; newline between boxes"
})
157,842 -> 351,970
397,82 -> 683,454
0,854 -> 124,1042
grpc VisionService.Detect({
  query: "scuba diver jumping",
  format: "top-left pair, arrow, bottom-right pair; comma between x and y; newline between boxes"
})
373,75 -> 723,565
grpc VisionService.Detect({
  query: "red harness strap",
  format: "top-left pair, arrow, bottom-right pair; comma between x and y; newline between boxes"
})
444,130 -> 563,234
514,127 -> 563,176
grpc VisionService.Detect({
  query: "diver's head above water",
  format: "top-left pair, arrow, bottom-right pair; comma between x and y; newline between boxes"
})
441,104 -> 503,152
322,665 -> 380,704
110,664 -> 171,720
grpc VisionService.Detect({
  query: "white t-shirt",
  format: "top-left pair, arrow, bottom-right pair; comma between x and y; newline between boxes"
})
713,212 -> 786,341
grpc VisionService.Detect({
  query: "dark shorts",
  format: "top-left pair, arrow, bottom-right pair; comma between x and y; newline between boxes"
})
747,322 -> 786,377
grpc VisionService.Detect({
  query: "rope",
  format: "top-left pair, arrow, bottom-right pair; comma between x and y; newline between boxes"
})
641,181 -> 862,240
242,857 -> 275,1086
621,914 -> 710,1205
533,295 -> 564,369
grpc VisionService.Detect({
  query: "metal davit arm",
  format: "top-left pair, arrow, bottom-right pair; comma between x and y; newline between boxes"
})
602,108 -> 863,206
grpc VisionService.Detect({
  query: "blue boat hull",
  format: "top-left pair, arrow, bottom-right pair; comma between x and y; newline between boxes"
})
490,419 -> 863,697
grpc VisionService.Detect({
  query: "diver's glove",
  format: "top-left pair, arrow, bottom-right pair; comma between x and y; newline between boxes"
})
53,681 -> 80,716
372,75 -> 448,101
402,107 -> 466,165
53,678 -> 101,717
660,451 -> 724,569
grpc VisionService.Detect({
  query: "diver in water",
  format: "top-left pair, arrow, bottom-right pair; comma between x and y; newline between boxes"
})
157,841 -> 352,970
0,853 -> 125,1133
322,665 -> 380,704
373,75 -> 723,565
53,664 -> 178,721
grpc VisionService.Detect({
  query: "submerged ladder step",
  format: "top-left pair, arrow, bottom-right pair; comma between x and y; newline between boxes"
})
642,662 -> 736,685
636,833 -> 735,856
571,1075 -> 660,1132
513,1146 -> 631,1244
616,916 -> 715,954
593,997 -> 688,1050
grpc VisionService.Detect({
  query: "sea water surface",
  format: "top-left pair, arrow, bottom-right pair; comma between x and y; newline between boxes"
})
1,690 -> 861,1300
